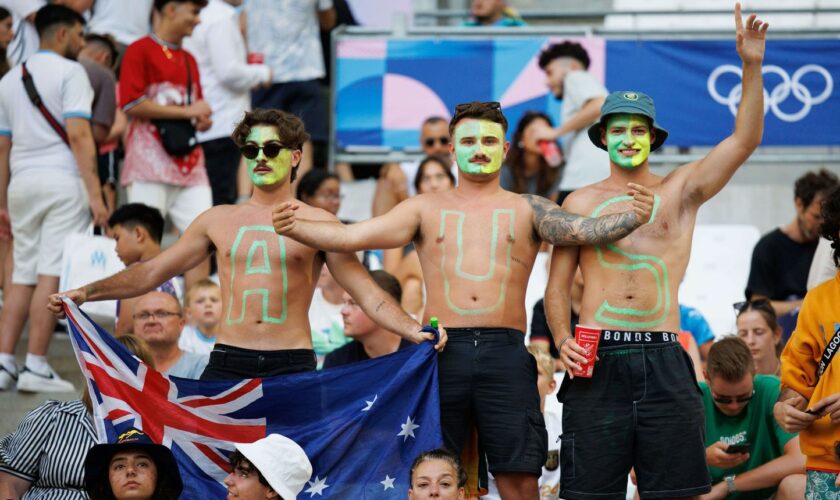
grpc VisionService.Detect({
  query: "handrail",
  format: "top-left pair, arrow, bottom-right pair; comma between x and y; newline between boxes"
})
413,8 -> 840,20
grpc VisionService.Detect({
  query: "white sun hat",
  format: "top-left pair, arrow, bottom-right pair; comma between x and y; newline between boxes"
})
235,434 -> 312,499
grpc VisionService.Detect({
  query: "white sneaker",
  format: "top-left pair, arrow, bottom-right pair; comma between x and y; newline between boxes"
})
0,364 -> 17,391
16,366 -> 75,393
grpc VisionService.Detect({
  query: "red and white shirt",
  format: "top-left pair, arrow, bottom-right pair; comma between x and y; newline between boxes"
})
119,34 -> 208,187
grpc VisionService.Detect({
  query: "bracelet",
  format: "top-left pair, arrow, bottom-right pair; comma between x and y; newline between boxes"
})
557,336 -> 572,350
725,475 -> 737,493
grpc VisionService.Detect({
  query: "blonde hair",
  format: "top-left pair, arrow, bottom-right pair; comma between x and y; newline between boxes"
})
527,344 -> 555,379
185,279 -> 220,307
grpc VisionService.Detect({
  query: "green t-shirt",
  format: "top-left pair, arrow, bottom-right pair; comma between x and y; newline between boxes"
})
700,375 -> 796,500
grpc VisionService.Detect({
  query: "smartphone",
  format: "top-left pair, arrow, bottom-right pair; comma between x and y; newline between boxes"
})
725,443 -> 750,454
805,403 -> 827,415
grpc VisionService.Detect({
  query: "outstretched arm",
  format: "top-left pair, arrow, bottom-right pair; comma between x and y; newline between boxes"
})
47,210 -> 214,316
525,183 -> 654,246
327,251 -> 446,351
273,198 -> 422,252
684,3 -> 768,205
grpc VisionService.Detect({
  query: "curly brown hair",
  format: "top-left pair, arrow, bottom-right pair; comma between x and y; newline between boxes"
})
232,109 -> 310,183
820,184 -> 840,267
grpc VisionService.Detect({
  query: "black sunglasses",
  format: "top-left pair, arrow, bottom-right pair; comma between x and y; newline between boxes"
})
733,298 -> 773,316
712,389 -> 755,405
240,141 -> 288,160
454,101 -> 502,113
424,136 -> 450,147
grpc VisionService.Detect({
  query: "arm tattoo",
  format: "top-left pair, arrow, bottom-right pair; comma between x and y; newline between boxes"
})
375,300 -> 385,313
523,194 -> 640,246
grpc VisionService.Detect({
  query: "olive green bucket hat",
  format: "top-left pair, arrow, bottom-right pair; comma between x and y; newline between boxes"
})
587,91 -> 669,151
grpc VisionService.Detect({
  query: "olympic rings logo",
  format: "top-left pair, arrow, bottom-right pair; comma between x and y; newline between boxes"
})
707,64 -> 833,122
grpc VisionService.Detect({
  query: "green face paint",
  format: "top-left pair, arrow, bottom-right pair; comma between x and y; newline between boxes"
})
226,226 -> 288,325
454,120 -> 505,174
245,126 -> 293,186
605,114 -> 651,170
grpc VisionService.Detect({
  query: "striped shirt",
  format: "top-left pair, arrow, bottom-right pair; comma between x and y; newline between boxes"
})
0,399 -> 96,499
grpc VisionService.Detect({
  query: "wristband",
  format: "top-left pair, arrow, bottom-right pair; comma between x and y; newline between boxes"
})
725,475 -> 736,493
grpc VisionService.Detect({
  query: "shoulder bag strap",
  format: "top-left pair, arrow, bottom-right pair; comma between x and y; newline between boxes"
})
818,323 -> 840,380
21,62 -> 70,146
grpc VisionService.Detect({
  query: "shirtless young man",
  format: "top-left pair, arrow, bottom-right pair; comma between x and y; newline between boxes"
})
272,101 -> 654,499
545,5 -> 769,499
48,109 -> 439,380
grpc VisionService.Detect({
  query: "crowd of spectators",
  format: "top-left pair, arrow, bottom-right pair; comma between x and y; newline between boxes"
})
0,1 -> 836,499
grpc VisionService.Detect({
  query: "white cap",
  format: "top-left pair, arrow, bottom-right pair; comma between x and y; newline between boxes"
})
235,434 -> 312,499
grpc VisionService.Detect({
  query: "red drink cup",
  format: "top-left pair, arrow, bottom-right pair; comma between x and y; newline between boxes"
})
572,325 -> 601,378
538,140 -> 563,168
247,52 -> 265,64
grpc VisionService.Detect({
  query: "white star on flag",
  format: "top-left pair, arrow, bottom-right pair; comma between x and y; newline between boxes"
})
305,476 -> 329,497
362,394 -> 378,412
397,415 -> 419,441
381,474 -> 395,490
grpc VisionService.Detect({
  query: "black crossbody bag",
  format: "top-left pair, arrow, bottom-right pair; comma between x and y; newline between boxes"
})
153,55 -> 198,157
21,63 -> 70,145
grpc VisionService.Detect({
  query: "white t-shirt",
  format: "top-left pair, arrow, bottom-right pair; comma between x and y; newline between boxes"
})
2,0 -> 43,65
559,70 -> 609,191
183,0 -> 270,142
178,324 -> 216,355
0,50 -> 93,177
308,287 -> 348,366
484,407 -> 563,500
87,0 -> 153,46
245,0 -> 333,83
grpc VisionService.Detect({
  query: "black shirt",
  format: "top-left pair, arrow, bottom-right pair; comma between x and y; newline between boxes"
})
323,339 -> 413,369
745,228 -> 818,300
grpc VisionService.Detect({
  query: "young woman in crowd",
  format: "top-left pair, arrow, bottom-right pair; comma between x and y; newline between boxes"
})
500,111 -> 562,202
297,169 -> 342,215
408,448 -> 467,500
736,298 -> 783,376
383,155 -> 455,316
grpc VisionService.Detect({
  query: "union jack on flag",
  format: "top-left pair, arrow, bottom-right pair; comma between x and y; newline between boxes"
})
63,298 -> 442,498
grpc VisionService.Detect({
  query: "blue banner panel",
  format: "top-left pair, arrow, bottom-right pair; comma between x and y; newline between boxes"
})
606,39 -> 839,146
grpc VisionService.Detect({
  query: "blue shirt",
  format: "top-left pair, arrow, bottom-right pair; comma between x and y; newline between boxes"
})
679,304 -> 715,346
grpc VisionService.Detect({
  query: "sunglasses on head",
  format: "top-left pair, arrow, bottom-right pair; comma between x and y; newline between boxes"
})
733,298 -> 773,316
424,136 -> 450,147
712,389 -> 755,405
454,101 -> 502,113
240,141 -> 289,160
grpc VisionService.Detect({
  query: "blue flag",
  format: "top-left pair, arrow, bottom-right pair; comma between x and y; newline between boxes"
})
63,298 -> 442,498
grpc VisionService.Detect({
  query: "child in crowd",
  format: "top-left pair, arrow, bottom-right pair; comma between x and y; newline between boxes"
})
485,345 -> 562,500
179,279 -> 222,355
109,203 -> 181,334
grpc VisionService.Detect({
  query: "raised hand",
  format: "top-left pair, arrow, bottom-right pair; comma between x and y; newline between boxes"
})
735,2 -> 769,65
272,202 -> 300,234
627,183 -> 654,226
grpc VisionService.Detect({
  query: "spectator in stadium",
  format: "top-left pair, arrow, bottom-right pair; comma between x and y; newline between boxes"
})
109,203 -> 181,334
132,291 -> 208,378
225,434 -> 312,500
87,0 -> 153,53
309,264 -> 349,368
384,155 -> 455,317
501,111 -> 562,202
373,116 -> 454,217
0,4 -> 107,393
746,169 -> 838,325
463,0 -> 526,27
5,1 -> 41,66
297,169 -> 341,216
775,184 -> 840,498
78,33 -> 117,145
323,270 -> 412,369
735,299 -> 783,376
408,449 -> 467,500
0,8 -> 14,77
246,0 -> 336,177
183,0 -> 270,207
534,41 -> 609,204
700,336 -> 805,499
83,428 -> 183,500
179,278 -> 220,355
0,334 -> 154,500
119,0 -> 212,292
681,303 -> 716,360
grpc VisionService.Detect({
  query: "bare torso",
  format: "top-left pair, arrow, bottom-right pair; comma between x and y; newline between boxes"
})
413,188 -> 541,331
565,170 -> 696,333
206,202 -> 325,351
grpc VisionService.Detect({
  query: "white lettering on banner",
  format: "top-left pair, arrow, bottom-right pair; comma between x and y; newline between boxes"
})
707,64 -> 833,122
720,431 -> 747,446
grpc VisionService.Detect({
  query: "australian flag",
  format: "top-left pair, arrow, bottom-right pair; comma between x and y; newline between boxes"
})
62,298 -> 442,498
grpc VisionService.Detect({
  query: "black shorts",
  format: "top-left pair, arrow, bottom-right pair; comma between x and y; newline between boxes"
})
558,330 -> 710,499
439,328 -> 547,477
251,79 -> 327,142
200,344 -> 316,380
